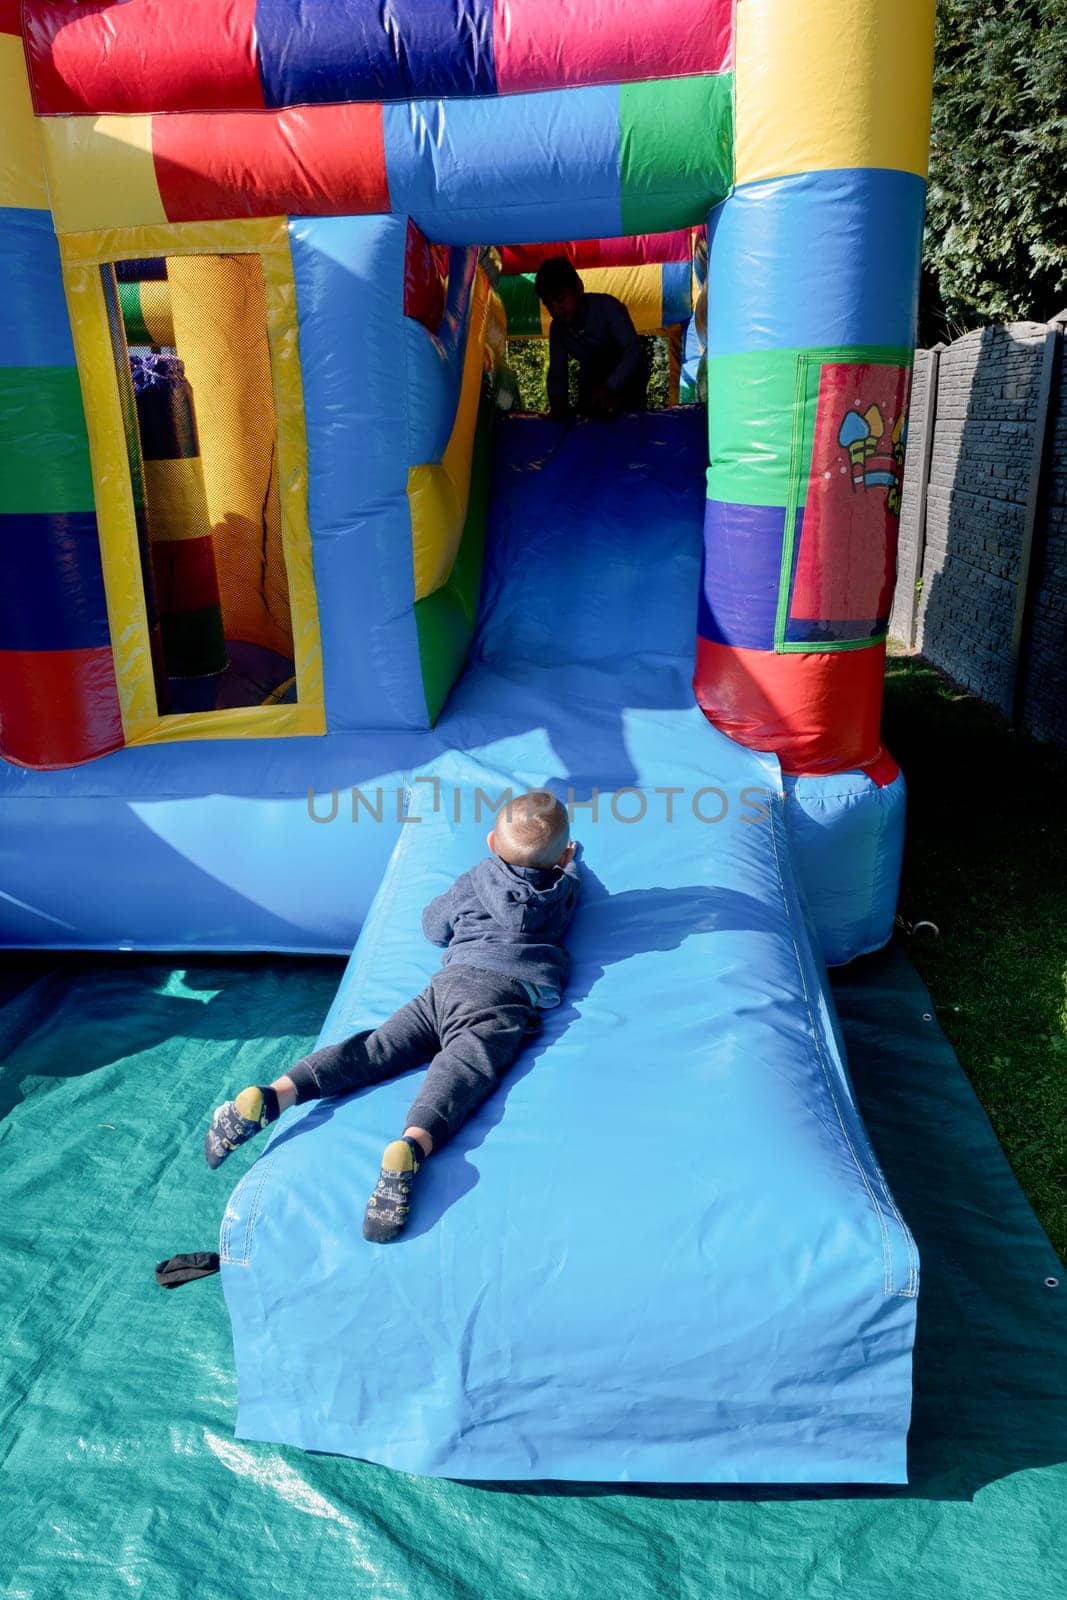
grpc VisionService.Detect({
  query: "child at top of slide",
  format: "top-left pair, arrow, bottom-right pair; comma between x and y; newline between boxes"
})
535,255 -> 647,421
204,791 -> 580,1242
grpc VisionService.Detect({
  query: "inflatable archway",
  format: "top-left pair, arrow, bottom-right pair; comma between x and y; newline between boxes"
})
1,2 -> 934,1483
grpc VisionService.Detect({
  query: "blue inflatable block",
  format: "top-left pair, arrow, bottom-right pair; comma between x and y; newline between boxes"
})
290,213 -> 431,731
786,766 -> 907,967
662,260 -> 694,325
256,0 -> 497,107
405,247 -> 480,464
220,413 -> 918,1482
0,208 -> 77,369
697,500 -> 801,651
0,511 -> 111,652
383,86 -> 623,245
706,170 -> 926,358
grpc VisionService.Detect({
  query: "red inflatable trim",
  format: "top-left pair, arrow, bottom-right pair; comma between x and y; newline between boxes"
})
403,220 -> 448,332
0,0 -> 21,40
694,637 -> 887,777
24,0 -> 264,116
501,230 -> 699,273
0,646 -> 123,769
154,104 -> 390,222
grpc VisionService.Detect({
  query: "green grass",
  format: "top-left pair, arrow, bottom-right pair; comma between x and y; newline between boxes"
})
882,650 -> 1067,1261
506,334 -> 672,413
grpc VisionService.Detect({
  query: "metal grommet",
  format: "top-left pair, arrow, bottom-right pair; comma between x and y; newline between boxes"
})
913,920 -> 940,937
922,1012 -> 933,1022
1044,1277 -> 1060,1289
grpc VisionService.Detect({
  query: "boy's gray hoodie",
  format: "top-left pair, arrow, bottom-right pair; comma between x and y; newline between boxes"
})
421,854 -> 580,993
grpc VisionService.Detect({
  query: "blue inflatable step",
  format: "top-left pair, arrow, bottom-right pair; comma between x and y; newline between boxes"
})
221,752 -> 917,1482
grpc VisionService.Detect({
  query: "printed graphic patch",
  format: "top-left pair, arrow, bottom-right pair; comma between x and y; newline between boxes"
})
785,361 -> 910,646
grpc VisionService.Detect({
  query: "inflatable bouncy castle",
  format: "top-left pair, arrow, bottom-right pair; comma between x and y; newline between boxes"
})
1,3 -> 935,1482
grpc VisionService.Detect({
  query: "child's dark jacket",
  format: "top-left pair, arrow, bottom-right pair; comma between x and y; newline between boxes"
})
421,855 -> 580,992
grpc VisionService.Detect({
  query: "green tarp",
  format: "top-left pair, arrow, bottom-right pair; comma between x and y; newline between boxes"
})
1,944 -> 1064,1598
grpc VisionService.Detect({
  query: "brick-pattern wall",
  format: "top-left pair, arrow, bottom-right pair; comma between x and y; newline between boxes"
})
888,348 -> 935,645
892,321 -> 1066,744
1020,341 -> 1067,744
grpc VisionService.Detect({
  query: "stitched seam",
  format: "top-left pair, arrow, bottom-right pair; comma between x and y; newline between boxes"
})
814,793 -> 918,1296
867,1146 -> 920,1299
766,796 -> 902,1296
853,863 -> 920,1297
219,1149 -> 276,1268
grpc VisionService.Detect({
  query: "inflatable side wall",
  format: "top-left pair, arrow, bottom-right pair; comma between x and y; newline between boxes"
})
0,8 -> 124,767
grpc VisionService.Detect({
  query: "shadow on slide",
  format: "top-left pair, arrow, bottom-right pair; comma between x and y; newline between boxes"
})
266,867 -> 776,1236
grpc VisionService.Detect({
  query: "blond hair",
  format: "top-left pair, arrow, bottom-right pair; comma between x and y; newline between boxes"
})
494,790 -> 569,868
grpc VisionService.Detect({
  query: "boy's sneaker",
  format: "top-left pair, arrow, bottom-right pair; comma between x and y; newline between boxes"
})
362,1138 -> 422,1242
204,1087 -> 271,1169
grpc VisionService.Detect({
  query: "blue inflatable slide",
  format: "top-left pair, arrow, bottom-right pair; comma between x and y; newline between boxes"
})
220,412 -> 918,1484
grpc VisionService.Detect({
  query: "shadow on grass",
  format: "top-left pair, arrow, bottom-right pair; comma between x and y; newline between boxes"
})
883,652 -> 1067,1257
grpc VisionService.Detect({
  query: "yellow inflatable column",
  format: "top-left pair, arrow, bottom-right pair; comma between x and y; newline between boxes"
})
696,0 -> 936,773
168,254 -> 294,661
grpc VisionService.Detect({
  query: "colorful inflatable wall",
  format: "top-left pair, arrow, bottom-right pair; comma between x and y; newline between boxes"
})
0,0 -> 938,1489
1,1 -> 934,965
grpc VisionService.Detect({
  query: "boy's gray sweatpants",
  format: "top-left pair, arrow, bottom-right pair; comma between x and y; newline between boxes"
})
286,966 -> 541,1148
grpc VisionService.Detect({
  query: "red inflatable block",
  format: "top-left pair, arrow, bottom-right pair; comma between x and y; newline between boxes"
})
403,220 -> 448,332
154,103 -> 390,221
0,646 -> 123,769
694,637 -> 887,777
492,0 -> 731,95
23,0 -> 263,115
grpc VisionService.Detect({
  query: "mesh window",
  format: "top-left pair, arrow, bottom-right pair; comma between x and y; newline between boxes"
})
104,254 -> 295,714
